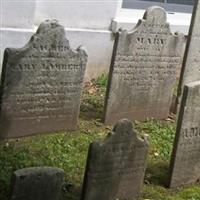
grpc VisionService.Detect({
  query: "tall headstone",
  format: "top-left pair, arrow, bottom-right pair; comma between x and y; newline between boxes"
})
81,119 -> 149,200
177,0 -> 200,98
104,6 -> 184,124
9,167 -> 64,200
0,20 -> 87,139
169,81 -> 200,188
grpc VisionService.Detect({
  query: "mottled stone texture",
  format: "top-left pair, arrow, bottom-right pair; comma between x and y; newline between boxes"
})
104,6 -> 184,124
0,20 -> 87,139
9,167 -> 64,200
81,119 -> 149,200
169,81 -> 200,188
178,0 -> 200,97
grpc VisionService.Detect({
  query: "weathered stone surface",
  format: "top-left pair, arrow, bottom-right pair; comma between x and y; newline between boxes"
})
81,119 -> 149,200
0,20 -> 87,139
9,167 -> 64,200
169,81 -> 200,188
177,0 -> 200,97
104,6 -> 184,124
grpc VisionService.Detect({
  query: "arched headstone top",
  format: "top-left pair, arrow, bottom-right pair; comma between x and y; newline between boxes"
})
143,6 -> 167,24
96,119 -> 148,149
113,118 -> 133,132
126,6 -> 171,36
36,19 -> 62,34
28,19 -> 72,54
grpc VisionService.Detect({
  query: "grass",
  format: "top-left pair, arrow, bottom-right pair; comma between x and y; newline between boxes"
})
0,73 -> 200,200
0,120 -> 107,200
91,73 -> 108,87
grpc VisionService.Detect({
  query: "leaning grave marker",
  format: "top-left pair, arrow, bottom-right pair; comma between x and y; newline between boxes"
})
104,6 -> 185,124
177,0 -> 200,99
81,119 -> 149,200
169,81 -> 200,188
0,20 -> 87,139
9,167 -> 64,200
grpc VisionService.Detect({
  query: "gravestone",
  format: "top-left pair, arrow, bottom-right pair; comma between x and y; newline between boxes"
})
104,6 -> 184,124
0,20 -> 87,139
169,81 -> 200,188
9,167 -> 64,200
177,0 -> 200,99
81,119 -> 149,200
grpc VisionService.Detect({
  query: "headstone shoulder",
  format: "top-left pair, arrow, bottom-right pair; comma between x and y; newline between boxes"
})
0,19 -> 87,139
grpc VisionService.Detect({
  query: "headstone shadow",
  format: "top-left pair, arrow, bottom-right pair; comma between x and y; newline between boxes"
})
145,161 -> 169,187
61,184 -> 81,200
80,85 -> 105,121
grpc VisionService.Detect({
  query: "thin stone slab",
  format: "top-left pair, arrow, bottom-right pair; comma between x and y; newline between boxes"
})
169,81 -> 200,188
177,0 -> 200,98
0,20 -> 87,139
9,167 -> 64,200
104,6 -> 184,124
81,119 -> 149,200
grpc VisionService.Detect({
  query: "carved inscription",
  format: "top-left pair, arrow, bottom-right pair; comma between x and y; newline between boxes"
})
169,81 -> 200,188
181,127 -> 200,139
104,6 -> 185,124
81,119 -> 149,200
0,20 -> 87,138
114,54 -> 179,91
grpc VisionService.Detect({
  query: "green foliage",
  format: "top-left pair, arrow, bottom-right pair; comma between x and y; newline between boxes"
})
92,73 -> 108,87
145,161 -> 169,187
172,186 -> 200,200
80,83 -> 106,120
0,80 -> 199,200
141,185 -> 200,200
0,119 -> 108,200
135,120 -> 175,161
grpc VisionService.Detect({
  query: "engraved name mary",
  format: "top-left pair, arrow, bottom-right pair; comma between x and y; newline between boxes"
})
104,6 -> 185,124
0,20 -> 87,138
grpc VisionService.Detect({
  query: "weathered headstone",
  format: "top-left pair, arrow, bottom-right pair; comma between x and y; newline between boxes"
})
0,20 -> 87,139
104,6 -> 184,124
169,81 -> 200,188
177,0 -> 200,99
81,119 -> 149,200
9,167 -> 64,200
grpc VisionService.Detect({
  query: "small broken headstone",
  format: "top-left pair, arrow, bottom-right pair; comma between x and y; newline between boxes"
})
9,167 -> 64,200
169,81 -> 200,188
0,19 -> 87,139
81,119 -> 149,200
104,6 -> 184,124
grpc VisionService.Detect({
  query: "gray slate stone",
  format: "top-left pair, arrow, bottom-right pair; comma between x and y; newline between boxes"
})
177,0 -> 200,98
9,167 -> 64,200
104,6 -> 184,124
169,81 -> 200,188
81,119 -> 149,200
0,19 -> 87,139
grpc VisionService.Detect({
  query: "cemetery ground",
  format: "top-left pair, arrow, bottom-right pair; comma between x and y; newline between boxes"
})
0,75 -> 200,200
